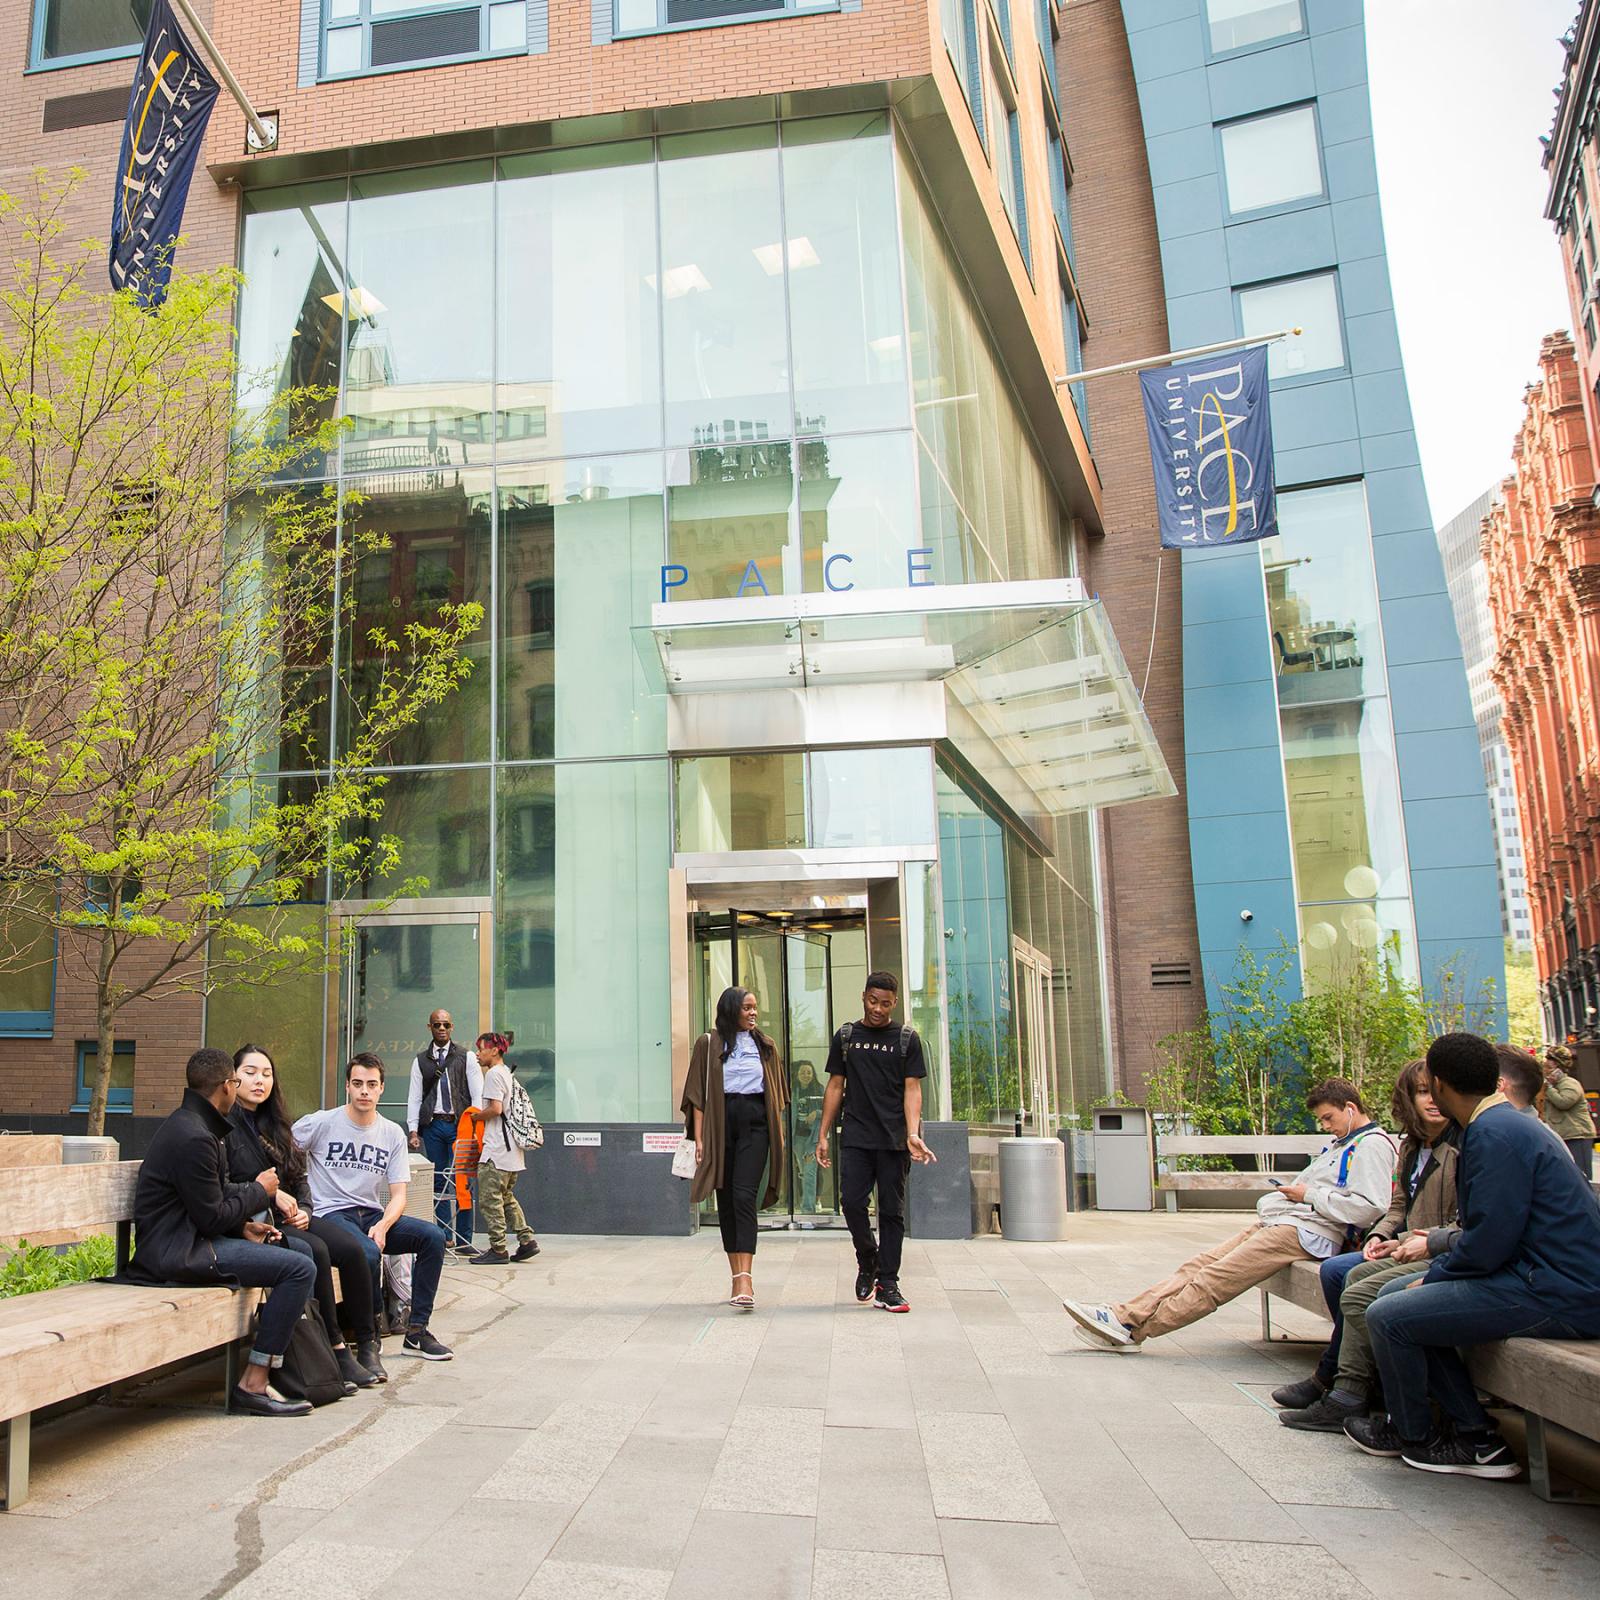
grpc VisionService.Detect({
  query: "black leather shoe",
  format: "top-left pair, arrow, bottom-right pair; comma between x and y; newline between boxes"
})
512,1239 -> 541,1261
232,1384 -> 312,1417
855,1262 -> 877,1303
1271,1374 -> 1327,1410
337,1347 -> 379,1389
357,1340 -> 388,1383
470,1249 -> 511,1266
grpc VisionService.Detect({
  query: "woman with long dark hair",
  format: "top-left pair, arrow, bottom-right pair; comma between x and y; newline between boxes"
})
679,987 -> 787,1309
226,1044 -> 384,1386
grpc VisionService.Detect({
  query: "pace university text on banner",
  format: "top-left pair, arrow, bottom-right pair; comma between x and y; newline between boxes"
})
1138,344 -> 1278,551
109,0 -> 220,309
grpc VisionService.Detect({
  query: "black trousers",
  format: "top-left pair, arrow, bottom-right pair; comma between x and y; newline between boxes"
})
841,1144 -> 911,1285
302,1213 -> 376,1343
717,1093 -> 769,1256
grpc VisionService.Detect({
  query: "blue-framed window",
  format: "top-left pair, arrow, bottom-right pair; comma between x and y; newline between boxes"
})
1203,0 -> 1304,58
1034,0 -> 1059,107
28,0 -> 150,73
1235,270 -> 1346,384
980,22 -> 1027,266
1,880 -> 57,1037
1216,103 -> 1325,220
613,0 -> 836,37
942,0 -> 985,146
322,0 -> 530,79
990,0 -> 1012,63
73,1040 -> 134,1114
1044,97 -> 1072,263
1060,272 -> 1088,440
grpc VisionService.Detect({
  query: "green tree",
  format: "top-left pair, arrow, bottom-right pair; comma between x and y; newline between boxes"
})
1502,941 -> 1543,1046
0,176 -> 480,1133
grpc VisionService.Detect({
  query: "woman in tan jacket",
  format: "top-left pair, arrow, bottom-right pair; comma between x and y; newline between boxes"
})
680,987 -> 787,1309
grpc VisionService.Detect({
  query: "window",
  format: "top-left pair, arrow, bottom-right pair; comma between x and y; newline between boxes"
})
614,0 -> 834,34
1204,0 -> 1303,54
1218,105 -> 1323,215
983,33 -> 1027,261
1587,307 -> 1597,353
0,887 -> 55,1037
1237,272 -> 1344,379
323,1 -> 529,79
1060,272 -> 1088,437
941,0 -> 972,88
30,0 -> 150,70
74,1041 -> 133,1114
1578,248 -> 1591,304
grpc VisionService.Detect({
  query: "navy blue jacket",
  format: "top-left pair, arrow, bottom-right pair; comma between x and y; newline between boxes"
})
1425,1100 -> 1600,1316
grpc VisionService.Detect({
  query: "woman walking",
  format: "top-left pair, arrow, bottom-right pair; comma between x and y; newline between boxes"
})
681,987 -> 787,1310
227,1044 -> 386,1386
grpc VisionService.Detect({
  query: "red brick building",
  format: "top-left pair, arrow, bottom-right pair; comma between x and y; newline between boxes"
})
1484,333 -> 1600,1032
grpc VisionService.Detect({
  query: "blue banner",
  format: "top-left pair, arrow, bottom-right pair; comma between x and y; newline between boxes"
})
1139,343 -> 1278,550
108,0 -> 220,308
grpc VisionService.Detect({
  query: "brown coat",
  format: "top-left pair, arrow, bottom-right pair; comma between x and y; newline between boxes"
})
680,1030 -> 788,1207
1369,1129 -> 1459,1240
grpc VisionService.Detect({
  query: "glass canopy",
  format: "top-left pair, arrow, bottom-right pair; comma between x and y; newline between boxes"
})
638,581 -> 1176,816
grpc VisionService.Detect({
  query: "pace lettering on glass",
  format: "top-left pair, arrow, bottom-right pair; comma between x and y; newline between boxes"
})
659,549 -> 937,603
1138,344 -> 1278,550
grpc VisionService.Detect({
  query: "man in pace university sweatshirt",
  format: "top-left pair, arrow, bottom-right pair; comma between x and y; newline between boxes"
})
1065,1077 -> 1397,1350
1345,1031 -> 1600,1480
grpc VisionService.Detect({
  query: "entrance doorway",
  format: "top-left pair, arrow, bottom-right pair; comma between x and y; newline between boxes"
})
1011,936 -> 1059,1133
328,902 -> 492,1120
690,907 -> 869,1227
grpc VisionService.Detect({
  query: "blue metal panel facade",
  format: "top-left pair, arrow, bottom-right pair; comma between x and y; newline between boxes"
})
1122,0 -> 1502,1010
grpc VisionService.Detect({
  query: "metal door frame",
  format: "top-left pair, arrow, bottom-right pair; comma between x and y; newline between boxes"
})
325,898 -> 493,1108
1011,935 -> 1058,1135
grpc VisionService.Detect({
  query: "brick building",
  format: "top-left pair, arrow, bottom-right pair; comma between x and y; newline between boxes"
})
1484,333 -> 1600,1035
1,1 -> 1490,1210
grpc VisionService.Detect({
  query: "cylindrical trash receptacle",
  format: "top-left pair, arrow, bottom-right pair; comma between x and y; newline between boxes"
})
998,1137 -> 1070,1241
1092,1106 -> 1154,1211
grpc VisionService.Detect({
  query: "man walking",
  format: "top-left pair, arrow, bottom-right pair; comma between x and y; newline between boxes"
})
124,1048 -> 314,1416
816,971 -> 937,1313
1348,1032 -> 1600,1477
470,1031 -> 540,1265
406,1008 -> 483,1249
1541,1045 -> 1597,1177
296,1054 -> 455,1363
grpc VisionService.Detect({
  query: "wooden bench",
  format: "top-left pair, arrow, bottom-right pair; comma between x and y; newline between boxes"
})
0,1161 -> 262,1512
1260,1257 -> 1600,1503
1157,1135 -> 1328,1212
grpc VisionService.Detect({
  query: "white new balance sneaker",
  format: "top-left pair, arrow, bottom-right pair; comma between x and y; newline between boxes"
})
1063,1298 -> 1135,1349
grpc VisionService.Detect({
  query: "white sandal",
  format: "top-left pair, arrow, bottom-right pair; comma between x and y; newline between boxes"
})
729,1271 -> 755,1311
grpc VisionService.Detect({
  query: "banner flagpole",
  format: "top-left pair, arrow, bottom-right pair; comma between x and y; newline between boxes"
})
167,0 -> 278,151
1055,327 -> 1299,387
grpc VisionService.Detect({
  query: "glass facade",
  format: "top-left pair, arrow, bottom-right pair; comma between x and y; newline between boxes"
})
224,112 -> 1105,1129
1218,106 -> 1322,215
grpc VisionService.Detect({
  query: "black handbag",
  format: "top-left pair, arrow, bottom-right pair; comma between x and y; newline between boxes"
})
261,1296 -> 347,1407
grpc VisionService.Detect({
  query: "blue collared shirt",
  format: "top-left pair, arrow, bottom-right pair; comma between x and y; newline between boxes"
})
724,1032 -> 764,1095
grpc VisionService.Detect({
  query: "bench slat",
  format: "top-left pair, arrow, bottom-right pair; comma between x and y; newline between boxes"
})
0,1137 -> 63,1170
1159,1172 -> 1297,1190
0,1162 -> 139,1246
1158,1137 -> 1327,1155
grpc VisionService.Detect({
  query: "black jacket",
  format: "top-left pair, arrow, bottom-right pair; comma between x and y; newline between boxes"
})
124,1089 -> 270,1285
225,1104 -> 312,1212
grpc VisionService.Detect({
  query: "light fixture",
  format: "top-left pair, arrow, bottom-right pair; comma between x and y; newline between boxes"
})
752,237 -> 820,276
645,265 -> 711,299
319,285 -> 386,319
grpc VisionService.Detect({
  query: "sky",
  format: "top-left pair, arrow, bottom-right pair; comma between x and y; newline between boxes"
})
1367,0 -> 1575,526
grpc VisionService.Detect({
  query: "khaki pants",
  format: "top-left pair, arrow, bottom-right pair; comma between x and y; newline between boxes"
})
1115,1223 -> 1312,1342
1335,1259 -> 1426,1395
478,1163 -> 534,1253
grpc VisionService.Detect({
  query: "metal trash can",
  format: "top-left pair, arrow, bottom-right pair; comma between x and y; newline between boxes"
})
61,1136 -> 119,1165
1092,1105 -> 1154,1211
998,1136 -> 1070,1241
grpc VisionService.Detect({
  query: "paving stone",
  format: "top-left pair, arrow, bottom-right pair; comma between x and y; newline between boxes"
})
477,1399 -> 644,1506
1197,1538 -> 1377,1600
273,1402 -> 458,1511
938,1516 -> 1092,1599
815,1424 -> 940,1554
665,1508 -> 816,1600
521,1559 -> 672,1598
217,1538 -> 405,1600
703,1404 -> 825,1516
811,1548 -> 949,1598
918,1410 -> 1052,1523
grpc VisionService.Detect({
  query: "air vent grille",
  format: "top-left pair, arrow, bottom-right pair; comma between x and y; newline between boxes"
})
1151,961 -> 1193,989
666,0 -> 785,21
43,87 -> 130,133
370,9 -> 479,67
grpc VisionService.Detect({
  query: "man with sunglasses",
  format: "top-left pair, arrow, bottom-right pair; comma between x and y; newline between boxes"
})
405,1009 -> 484,1250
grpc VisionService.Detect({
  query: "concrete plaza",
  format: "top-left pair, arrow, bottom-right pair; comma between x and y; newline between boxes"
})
6,1213 -> 1600,1598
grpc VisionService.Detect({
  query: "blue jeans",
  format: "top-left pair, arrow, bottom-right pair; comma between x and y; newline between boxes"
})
211,1235 -> 316,1367
1367,1268 -> 1600,1441
421,1116 -> 471,1245
320,1207 -> 446,1332
1314,1250 -> 1365,1385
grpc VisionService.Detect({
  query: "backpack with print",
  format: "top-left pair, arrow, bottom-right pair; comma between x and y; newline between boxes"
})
500,1072 -> 544,1152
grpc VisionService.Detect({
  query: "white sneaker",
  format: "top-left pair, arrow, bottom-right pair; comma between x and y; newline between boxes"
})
1071,1323 -> 1140,1353
1063,1298 -> 1134,1349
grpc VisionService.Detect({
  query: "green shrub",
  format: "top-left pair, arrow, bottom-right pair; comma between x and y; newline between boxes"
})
0,1235 -> 117,1298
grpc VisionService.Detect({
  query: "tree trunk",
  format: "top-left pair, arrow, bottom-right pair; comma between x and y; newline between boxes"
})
87,931 -> 117,1138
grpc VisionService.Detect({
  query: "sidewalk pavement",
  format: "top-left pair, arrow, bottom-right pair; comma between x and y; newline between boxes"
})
7,1212 -> 1600,1599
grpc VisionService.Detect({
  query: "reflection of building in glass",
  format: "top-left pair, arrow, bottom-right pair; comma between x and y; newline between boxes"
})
1436,488 -> 1532,953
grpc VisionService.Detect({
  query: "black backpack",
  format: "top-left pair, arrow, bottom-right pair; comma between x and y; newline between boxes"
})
263,1297 -> 347,1407
839,1021 -> 915,1058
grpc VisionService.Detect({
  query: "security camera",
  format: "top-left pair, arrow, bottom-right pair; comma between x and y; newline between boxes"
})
1240,908 -> 1254,923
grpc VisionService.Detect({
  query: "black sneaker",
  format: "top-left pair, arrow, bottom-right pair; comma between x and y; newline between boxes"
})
357,1340 -> 388,1383
512,1239 -> 540,1261
1270,1374 -> 1327,1410
1279,1391 -> 1365,1433
337,1346 -> 380,1389
855,1263 -> 877,1303
402,1328 -> 454,1361
1400,1430 -> 1520,1480
874,1283 -> 910,1313
1342,1412 -> 1404,1458
470,1249 -> 511,1266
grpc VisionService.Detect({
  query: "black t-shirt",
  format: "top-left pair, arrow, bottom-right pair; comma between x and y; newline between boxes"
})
825,1022 -> 927,1149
